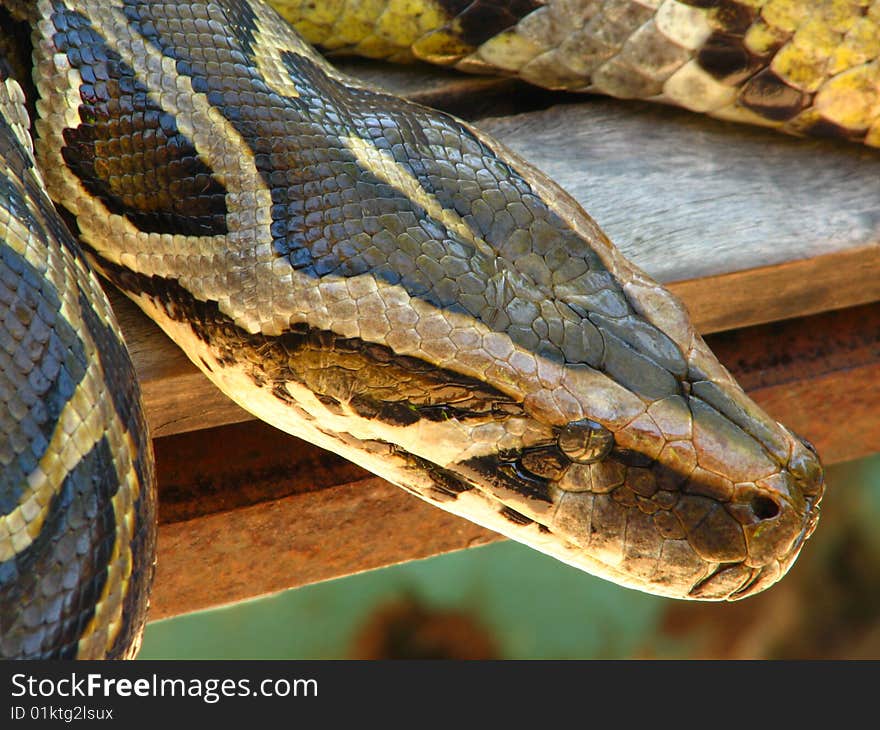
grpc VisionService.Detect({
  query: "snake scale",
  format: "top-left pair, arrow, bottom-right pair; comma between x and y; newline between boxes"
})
2,0 -> 850,659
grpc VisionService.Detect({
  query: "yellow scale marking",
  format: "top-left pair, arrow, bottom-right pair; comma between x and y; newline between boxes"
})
343,133 -> 499,262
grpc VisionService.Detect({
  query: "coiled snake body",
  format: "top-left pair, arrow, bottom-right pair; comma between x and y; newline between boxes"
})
1,0 -> 840,658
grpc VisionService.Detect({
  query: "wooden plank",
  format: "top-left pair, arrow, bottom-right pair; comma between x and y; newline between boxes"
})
151,471 -> 499,621
150,418 -> 499,620
148,303 -> 880,619
479,100 -> 880,285
671,243 -> 880,334
707,302 -> 880,467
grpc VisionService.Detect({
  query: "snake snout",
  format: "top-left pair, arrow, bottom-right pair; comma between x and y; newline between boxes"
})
697,440 -> 825,600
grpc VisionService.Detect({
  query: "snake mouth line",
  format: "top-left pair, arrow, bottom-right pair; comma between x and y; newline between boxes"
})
431,444 -> 826,602
691,563 -> 763,601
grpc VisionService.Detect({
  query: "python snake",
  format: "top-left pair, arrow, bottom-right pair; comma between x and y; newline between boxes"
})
1,0 -> 848,659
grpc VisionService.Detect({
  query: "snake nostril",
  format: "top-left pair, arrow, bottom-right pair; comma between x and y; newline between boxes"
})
750,495 -> 780,520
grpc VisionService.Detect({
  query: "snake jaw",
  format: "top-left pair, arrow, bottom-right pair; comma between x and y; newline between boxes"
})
464,346 -> 826,600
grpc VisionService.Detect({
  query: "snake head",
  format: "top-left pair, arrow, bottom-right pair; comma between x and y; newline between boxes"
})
458,419 -> 823,601
441,287 -> 826,600
397,124 -> 828,601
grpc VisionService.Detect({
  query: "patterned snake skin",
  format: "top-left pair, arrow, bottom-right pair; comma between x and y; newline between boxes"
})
0,0 -> 833,658
0,69 -> 155,659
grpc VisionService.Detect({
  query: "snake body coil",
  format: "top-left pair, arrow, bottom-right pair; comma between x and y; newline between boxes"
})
280,0 -> 880,147
1,0 -> 831,658
0,68 -> 155,659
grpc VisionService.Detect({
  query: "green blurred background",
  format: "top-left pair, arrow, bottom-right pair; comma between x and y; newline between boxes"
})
139,455 -> 880,659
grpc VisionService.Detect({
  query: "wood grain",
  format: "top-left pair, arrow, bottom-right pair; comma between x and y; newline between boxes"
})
706,302 -> 880,466
148,303 -> 880,619
151,469 -> 499,621
671,243 -> 880,334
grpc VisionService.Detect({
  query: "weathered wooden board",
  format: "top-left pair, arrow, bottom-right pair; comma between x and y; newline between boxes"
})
670,245 -> 880,334
338,57 -> 520,113
482,101 -> 880,282
148,302 -> 880,619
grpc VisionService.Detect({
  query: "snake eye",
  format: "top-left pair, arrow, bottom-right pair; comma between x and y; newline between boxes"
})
557,419 -> 614,464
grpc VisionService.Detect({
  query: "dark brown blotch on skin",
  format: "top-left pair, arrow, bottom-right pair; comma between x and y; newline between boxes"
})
801,117 -> 864,142
519,445 -> 569,480
710,0 -> 758,34
417,457 -> 476,501
500,506 -> 534,525
436,0 -> 543,47
697,31 -> 760,85
738,69 -> 808,121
